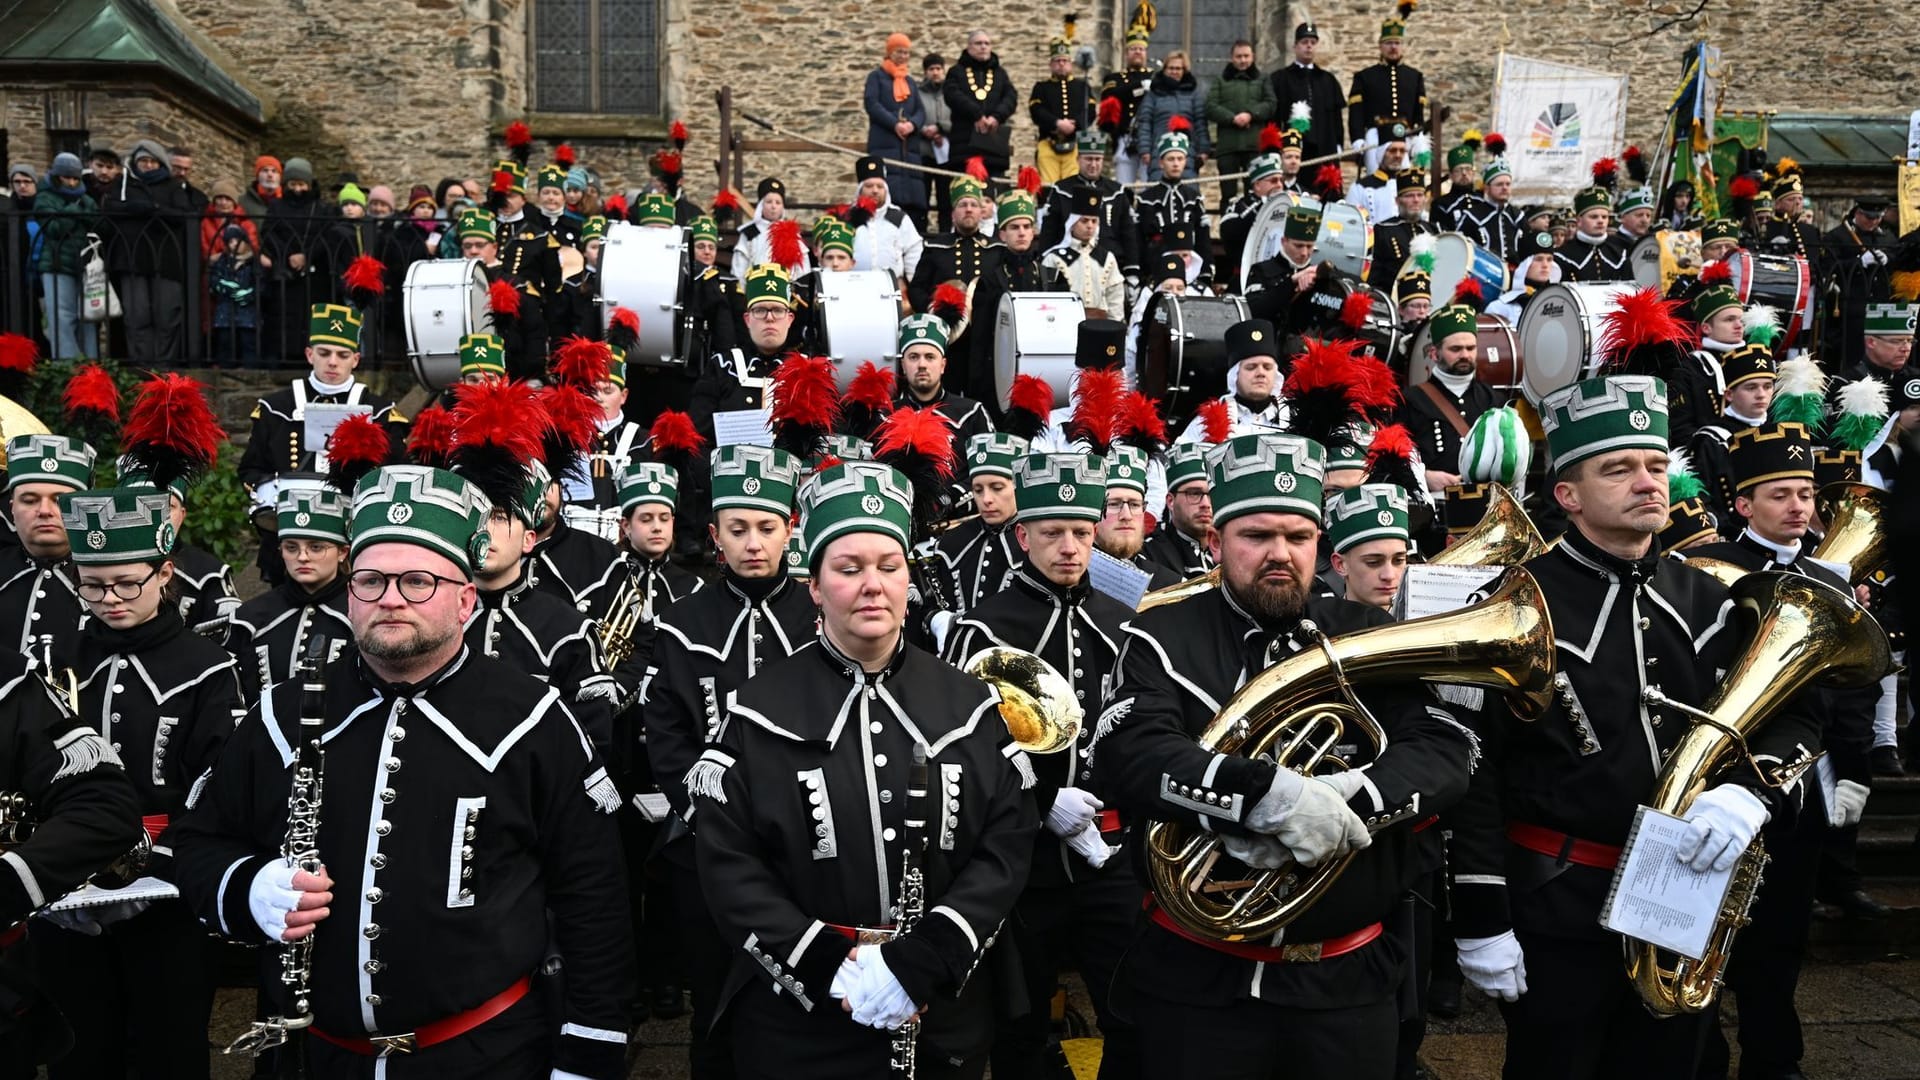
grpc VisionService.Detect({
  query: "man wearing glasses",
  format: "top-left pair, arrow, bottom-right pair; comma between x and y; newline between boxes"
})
1137,444 -> 1215,581
176,465 -> 633,1079
1095,447 -> 1181,589
689,263 -> 799,546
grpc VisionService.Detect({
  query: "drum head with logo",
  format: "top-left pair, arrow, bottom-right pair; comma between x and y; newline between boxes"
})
1518,283 -> 1632,404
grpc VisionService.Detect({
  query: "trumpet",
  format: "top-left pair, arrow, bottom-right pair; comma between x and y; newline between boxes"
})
1136,567 -> 1220,612
35,633 -> 78,713
962,647 -> 1081,754
596,558 -> 651,670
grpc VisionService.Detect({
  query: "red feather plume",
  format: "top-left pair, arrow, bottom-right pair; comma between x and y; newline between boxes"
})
931,282 -> 969,324
670,120 -> 689,149
1351,357 -> 1403,419
488,278 -> 521,322
845,361 -> 896,414
1113,391 -> 1169,456
605,306 -> 640,352
554,143 -> 577,169
1365,423 -> 1416,473
1068,367 -> 1124,452
1001,374 -> 1054,441
647,409 -> 706,465
603,193 -> 628,220
965,156 -> 989,182
1599,288 -> 1693,367
845,194 -> 878,230
873,406 -> 957,482
405,403 -> 458,469
343,253 -> 386,309
1168,115 -> 1192,133
1729,175 -> 1760,199
551,335 -> 612,388
121,373 -> 223,487
1258,122 -> 1284,153
1364,422 -> 1424,496
1313,164 -> 1344,199
1451,277 -> 1486,312
324,413 -> 392,492
0,332 -> 39,373
712,188 -> 743,213
769,219 -> 804,270
504,120 -> 531,148
1700,260 -> 1732,285
62,364 -> 120,426
1097,96 -> 1123,131
1339,290 -> 1374,330
1285,338 -> 1365,397
490,169 -> 512,195
1590,157 -> 1618,188
1195,398 -> 1231,445
1016,166 -> 1042,196
653,150 -> 683,179
769,354 -> 842,457
536,384 -> 601,478
1484,133 -> 1507,156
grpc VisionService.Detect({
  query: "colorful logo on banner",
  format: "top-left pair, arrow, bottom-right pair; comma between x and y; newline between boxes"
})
1530,104 -> 1583,150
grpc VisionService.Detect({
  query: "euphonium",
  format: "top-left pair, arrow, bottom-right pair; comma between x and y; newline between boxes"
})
1136,567 -> 1220,612
1628,571 -> 1892,1015
1810,481 -> 1887,586
1146,567 -> 1557,941
1680,556 -> 1747,588
963,647 -> 1081,754
1428,483 -> 1547,566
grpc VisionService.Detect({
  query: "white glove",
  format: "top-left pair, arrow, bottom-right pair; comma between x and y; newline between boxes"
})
1222,833 -> 1292,870
1833,779 -> 1870,828
553,1072 -> 596,1080
829,954 -> 862,1002
1862,250 -> 1880,267
1246,770 -> 1371,867
1873,249 -> 1889,266
1065,823 -> 1119,868
1456,932 -> 1529,1002
847,947 -> 918,1030
248,859 -> 303,941
1677,784 -> 1770,873
929,610 -> 956,653
1046,787 -> 1103,838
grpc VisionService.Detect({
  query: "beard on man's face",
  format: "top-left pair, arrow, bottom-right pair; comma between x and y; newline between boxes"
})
358,619 -> 458,662
1231,561 -> 1310,623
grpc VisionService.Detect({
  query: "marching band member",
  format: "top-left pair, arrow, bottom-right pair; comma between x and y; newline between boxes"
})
524,384 -> 628,621
1449,150 -> 1521,262
895,314 -> 994,481
848,156 -> 925,283
115,467 -> 239,634
1129,126 -> 1211,287
222,481 -> 352,703
1244,204 -> 1322,328
1036,129 -> 1135,273
1217,149 -> 1289,294
0,435 -> 94,658
1035,320 -> 1169,514
567,348 -> 648,530
1685,344 -> 1778,535
1137,443 -> 1214,580
928,432 -> 1027,621
1400,302 -> 1497,495
1040,188 -> 1126,320
1087,431 -> 1475,1077
1326,483 -> 1412,610
1095,444 -> 1181,590
969,185 -> 1063,403
691,458 -> 1035,1079
1175,319 -> 1290,443
943,452 -> 1140,1080
1368,168 -> 1435,291
730,178 -> 811,281
1553,181 -> 1633,283
643,445 -> 815,1079
1449,376 -> 1820,1079
909,173 -> 995,394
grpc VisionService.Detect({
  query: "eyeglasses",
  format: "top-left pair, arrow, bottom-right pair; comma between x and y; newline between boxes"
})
348,569 -> 464,603
77,567 -> 160,602
1103,498 -> 1145,516
1172,488 -> 1212,502
745,307 -> 792,321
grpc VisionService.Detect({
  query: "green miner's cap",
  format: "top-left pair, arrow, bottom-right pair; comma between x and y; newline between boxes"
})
1482,157 -> 1513,185
1690,284 -> 1741,324
474,457 -> 554,528
59,488 -> 175,565
1325,422 -> 1375,472
1154,130 -> 1191,159
460,333 -> 507,377
1447,143 -> 1477,169
1013,453 -> 1107,523
1727,421 -> 1815,492
817,220 -> 855,256
276,480 -> 348,543
1077,127 -> 1110,155
690,215 -> 719,243
636,192 -> 676,226
494,160 -> 527,196
605,349 -> 627,388
309,303 -> 363,351
898,313 -> 950,356
581,215 -> 609,242
711,444 -> 802,514
1863,302 -> 1917,336
1753,191 -> 1774,212
1573,186 -> 1612,214
1283,205 -> 1321,243
966,432 -> 1029,479
1208,433 -> 1327,527
1247,154 -> 1283,183
950,174 -> 987,204
1540,375 -> 1669,473
1164,442 -> 1209,489
1380,16 -> 1407,39
349,466 -> 493,578
1048,36 -> 1071,58
456,208 -> 496,241
824,434 -> 873,462
619,460 -> 679,512
799,460 -> 914,566
783,531 -> 811,580
1616,187 -> 1654,215
1429,304 -> 1478,341
116,464 -> 189,504
996,190 -> 1037,227
1701,219 -> 1741,244
1105,445 -> 1148,494
1326,483 -> 1411,554
7,434 -> 95,491
1721,343 -> 1776,389
743,264 -> 795,309
537,164 -> 568,192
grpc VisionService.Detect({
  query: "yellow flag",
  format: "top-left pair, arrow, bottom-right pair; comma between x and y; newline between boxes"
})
1901,161 -> 1920,236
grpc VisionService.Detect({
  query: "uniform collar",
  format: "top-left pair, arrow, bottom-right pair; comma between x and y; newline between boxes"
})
477,571 -> 533,609
1738,527 -> 1800,566
815,630 -> 909,682
723,568 -> 790,605
1557,525 -> 1661,584
359,645 -> 470,699
1013,563 -> 1091,606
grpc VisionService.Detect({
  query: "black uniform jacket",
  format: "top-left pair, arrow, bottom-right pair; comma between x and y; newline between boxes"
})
1137,522 -> 1214,582
223,576 -> 352,705
526,517 -> 626,621
945,565 -> 1132,887
235,378 -> 407,491
1449,528 -> 1823,942
1552,234 -> 1633,283
0,548 -> 84,657
692,636 -> 1036,1025
908,232 -> 993,314
930,518 -> 1022,616
173,648 -> 632,1078
1087,584 -> 1475,1006
172,543 -> 240,632
1347,60 -> 1427,139
1399,375 -> 1496,471
466,575 -> 618,751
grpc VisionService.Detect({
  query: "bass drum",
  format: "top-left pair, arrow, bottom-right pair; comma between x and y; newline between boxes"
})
1300,276 -> 1402,362
1140,294 -> 1251,422
1726,251 -> 1814,348
597,221 -> 687,366
993,292 -> 1087,410
1313,200 -> 1373,281
403,257 -> 489,391
1630,230 -> 1701,292
1408,314 -> 1523,399
816,270 -> 903,392
1517,282 -> 1635,404
1429,232 -> 1510,308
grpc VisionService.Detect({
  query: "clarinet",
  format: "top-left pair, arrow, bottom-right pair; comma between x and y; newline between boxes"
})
890,746 -> 930,1077
226,635 -> 331,1063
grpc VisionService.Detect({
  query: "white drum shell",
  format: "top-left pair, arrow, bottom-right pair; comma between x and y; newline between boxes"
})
994,292 -> 1087,409
817,270 -> 902,392
598,222 -> 687,365
403,257 -> 488,391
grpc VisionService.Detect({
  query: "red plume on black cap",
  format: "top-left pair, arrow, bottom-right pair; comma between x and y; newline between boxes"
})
1097,95 -> 1124,134
646,409 -> 706,476
324,413 -> 392,494
1258,122 -> 1284,153
603,193 -> 629,221
1283,338 -> 1371,449
1450,277 -> 1487,313
840,361 -> 896,440
605,306 -> 640,354
535,383 -> 600,484
406,402 -> 458,469
1590,156 -> 1619,191
711,187 -> 743,223
550,335 -> 612,389
770,219 -> 805,271
120,373 -> 224,492
1623,145 -> 1648,184
670,120 -> 689,150
872,406 -> 958,536
931,283 -> 969,325
554,143 -> 577,169
1001,374 -> 1054,442
1311,163 -> 1344,200
650,149 -> 683,194
1168,115 -> 1192,134
1068,366 -> 1124,454
343,254 -> 386,311
62,363 -> 121,434
844,194 -> 879,231
0,332 -> 37,400
504,120 -> 533,165
769,354 -> 841,460
1113,391 -> 1169,459
488,279 -> 521,335
1729,175 -> 1760,218
1193,398 -> 1232,445
1598,287 -> 1693,376
451,380 -> 545,511
965,157 -> 990,183
1484,132 -> 1507,156
1364,424 -> 1424,500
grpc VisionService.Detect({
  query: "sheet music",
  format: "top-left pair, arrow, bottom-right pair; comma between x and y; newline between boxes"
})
1088,551 -> 1152,609
303,402 -> 374,471
713,408 -> 773,448
1395,564 -> 1505,621
1599,806 -> 1736,961
45,876 -> 180,913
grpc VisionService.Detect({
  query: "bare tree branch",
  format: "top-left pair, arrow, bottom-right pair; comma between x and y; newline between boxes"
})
1606,0 -> 1712,55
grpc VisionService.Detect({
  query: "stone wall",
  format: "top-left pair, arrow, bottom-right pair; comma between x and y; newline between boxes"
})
0,81 -> 252,189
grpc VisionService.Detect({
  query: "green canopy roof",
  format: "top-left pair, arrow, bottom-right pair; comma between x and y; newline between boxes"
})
0,0 -> 263,124
1767,113 -> 1908,176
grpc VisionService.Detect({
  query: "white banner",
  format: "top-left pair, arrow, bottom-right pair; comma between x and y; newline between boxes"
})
1490,53 -> 1632,204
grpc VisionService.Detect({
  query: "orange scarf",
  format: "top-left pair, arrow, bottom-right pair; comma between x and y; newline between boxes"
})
882,58 -> 913,102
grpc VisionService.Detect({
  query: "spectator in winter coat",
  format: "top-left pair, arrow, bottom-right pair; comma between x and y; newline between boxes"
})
262,157 -> 330,360
1205,41 -> 1276,205
916,53 -> 954,232
99,139 -> 196,365
864,32 -> 931,222
209,226 -> 261,368
944,30 -> 1019,178
86,148 -> 121,202
32,154 -> 100,360
200,179 -> 260,261
239,156 -> 281,220
1133,51 -> 1210,181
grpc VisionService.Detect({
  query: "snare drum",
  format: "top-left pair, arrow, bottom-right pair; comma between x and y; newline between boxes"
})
1517,282 -> 1636,404
1141,294 -> 1251,421
993,293 -> 1087,409
598,221 -> 687,366
403,258 -> 488,390
816,270 -> 902,392
1313,201 -> 1373,281
1630,230 -> 1701,292
1725,251 -> 1814,347
1429,232 -> 1510,307
1409,314 -> 1523,399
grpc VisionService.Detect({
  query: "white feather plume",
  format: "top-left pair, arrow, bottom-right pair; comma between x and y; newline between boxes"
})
1409,232 -> 1437,256
1667,446 -> 1695,478
1771,356 -> 1825,401
1409,132 -> 1433,158
1835,376 -> 1890,420
1290,101 -> 1311,125
1742,303 -> 1779,336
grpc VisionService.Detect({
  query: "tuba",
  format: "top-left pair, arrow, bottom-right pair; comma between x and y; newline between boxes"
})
1809,481 -> 1887,586
1146,567 -> 1557,941
1629,571 -> 1892,1015
1136,567 -> 1221,612
1427,483 -> 1547,567
963,647 -> 1081,754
